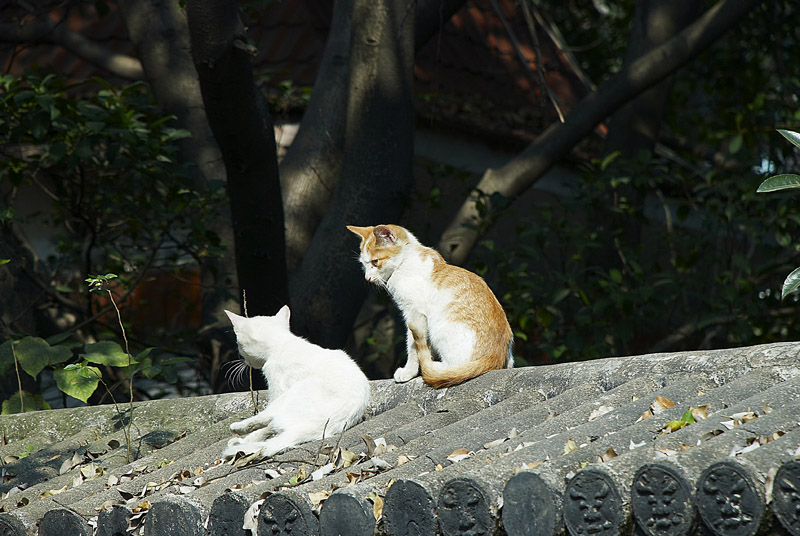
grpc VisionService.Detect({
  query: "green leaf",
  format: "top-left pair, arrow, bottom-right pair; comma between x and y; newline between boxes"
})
778,129 -> 800,150
81,341 -> 133,367
53,365 -> 101,403
728,134 -> 743,155
781,267 -> 800,300
0,337 -> 72,379
1,391 -> 51,414
0,259 -> 10,266
757,174 -> 800,192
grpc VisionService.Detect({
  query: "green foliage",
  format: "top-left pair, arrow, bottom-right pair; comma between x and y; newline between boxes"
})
56,363 -> 102,403
757,129 -> 800,299
0,70 -> 225,288
1,392 -> 50,415
474,145 -> 800,364
0,71 -> 222,409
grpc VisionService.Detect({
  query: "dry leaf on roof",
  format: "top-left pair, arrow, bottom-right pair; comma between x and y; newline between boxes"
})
629,439 -> 646,450
336,448 -> 360,468
636,409 -> 653,423
483,438 -> 508,449
308,490 -> 330,510
264,468 -> 281,479
311,463 -> 335,481
397,454 -> 415,466
288,467 -> 307,486
654,448 -> 677,458
652,396 -> 676,413
366,491 -> 384,521
242,499 -> 264,533
370,457 -> 392,471
59,451 -> 84,475
133,500 -> 152,512
598,447 -> 618,463
232,449 -> 264,469
446,448 -> 473,463
562,439 -> 578,455
588,405 -> 614,421
96,498 -> 123,512
40,485 -> 67,498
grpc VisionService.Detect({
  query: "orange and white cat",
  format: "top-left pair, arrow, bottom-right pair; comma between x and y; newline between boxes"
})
347,224 -> 513,388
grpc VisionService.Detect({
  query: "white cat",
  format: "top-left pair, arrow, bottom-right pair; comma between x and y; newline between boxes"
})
223,306 -> 370,459
347,224 -> 513,388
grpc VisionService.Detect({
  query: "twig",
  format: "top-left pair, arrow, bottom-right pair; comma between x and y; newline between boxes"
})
487,0 -> 564,122
242,289 -> 259,416
104,286 -> 134,465
314,418 -> 330,469
11,342 -> 23,413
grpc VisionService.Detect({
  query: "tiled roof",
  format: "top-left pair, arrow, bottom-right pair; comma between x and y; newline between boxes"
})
0,342 -> 799,535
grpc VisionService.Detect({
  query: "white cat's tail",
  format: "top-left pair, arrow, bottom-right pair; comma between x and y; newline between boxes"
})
408,316 -> 510,389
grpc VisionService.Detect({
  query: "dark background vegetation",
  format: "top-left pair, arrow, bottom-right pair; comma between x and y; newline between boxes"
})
1,0 -> 799,409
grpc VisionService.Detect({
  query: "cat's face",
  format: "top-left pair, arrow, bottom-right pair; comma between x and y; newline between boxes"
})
225,306 -> 291,367
347,224 -> 407,285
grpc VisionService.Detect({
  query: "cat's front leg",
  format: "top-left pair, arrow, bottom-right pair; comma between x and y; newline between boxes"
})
393,324 -> 421,382
230,413 -> 271,435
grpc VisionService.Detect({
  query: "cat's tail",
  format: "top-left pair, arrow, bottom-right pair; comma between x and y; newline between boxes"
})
408,316 -> 509,389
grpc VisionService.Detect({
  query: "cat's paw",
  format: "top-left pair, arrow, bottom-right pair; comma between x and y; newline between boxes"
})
230,421 -> 250,435
393,367 -> 418,383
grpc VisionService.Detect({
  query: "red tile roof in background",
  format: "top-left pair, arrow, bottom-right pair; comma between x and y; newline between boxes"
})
2,0 -> 587,143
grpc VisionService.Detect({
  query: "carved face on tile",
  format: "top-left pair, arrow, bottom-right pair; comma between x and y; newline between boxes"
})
438,478 -> 492,536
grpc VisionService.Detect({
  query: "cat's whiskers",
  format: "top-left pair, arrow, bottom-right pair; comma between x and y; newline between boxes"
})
222,359 -> 251,388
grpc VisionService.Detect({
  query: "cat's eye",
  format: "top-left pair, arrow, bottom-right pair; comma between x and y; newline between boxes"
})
370,259 -> 380,267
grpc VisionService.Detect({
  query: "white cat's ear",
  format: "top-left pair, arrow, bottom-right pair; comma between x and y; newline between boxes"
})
277,305 -> 291,326
224,310 -> 242,327
374,225 -> 397,245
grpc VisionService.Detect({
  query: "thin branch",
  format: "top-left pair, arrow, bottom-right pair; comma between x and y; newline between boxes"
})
0,21 -> 143,80
438,0 -> 764,265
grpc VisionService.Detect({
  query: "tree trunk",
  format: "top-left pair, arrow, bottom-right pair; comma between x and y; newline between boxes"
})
604,0 -> 700,155
281,0 -> 467,271
185,0 -> 288,318
119,0 -> 238,329
438,0 -> 764,266
289,0 -> 416,348
280,0 -> 353,272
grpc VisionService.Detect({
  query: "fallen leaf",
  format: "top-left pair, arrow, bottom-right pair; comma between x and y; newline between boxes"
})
483,438 -> 507,449
396,454 -> 414,466
311,463 -> 335,481
308,490 -> 330,508
242,499 -> 264,532
652,396 -> 676,413
629,439 -> 646,450
588,405 -> 614,421
562,439 -> 578,455
40,485 -> 67,498
366,491 -> 384,521
598,447 -> 618,462
446,448 -> 473,463
60,451 -> 83,475
636,409 -> 653,423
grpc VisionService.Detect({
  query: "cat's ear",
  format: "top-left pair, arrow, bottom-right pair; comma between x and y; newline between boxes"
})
224,310 -> 242,328
374,225 -> 397,246
277,305 -> 291,326
346,225 -> 372,242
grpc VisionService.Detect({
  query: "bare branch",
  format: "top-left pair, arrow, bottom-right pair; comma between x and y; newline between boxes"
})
438,0 -> 764,265
0,20 -> 143,80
